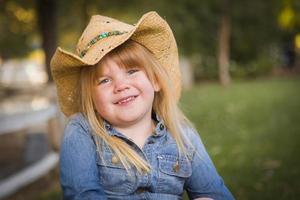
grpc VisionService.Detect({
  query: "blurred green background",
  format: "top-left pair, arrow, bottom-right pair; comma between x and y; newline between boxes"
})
1,0 -> 300,200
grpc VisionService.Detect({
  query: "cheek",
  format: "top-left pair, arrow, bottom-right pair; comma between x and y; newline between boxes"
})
136,74 -> 155,90
93,88 -> 108,112
139,80 -> 156,100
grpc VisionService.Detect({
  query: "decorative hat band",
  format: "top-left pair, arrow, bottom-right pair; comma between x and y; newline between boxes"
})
79,30 -> 128,58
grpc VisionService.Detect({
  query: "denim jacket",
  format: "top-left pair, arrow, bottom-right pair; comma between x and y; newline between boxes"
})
60,113 -> 234,200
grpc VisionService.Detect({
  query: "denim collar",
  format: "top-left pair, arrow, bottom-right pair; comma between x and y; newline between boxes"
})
103,113 -> 166,139
152,114 -> 166,137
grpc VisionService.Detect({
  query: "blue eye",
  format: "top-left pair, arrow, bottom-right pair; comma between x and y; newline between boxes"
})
127,69 -> 139,75
98,78 -> 110,85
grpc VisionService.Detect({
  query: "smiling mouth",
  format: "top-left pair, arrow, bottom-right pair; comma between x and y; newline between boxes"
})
115,95 -> 138,105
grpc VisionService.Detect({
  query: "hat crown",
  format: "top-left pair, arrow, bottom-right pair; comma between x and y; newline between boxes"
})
76,15 -> 134,56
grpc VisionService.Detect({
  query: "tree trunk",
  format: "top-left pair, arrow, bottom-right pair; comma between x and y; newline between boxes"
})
180,57 -> 194,89
36,0 -> 57,82
217,0 -> 231,87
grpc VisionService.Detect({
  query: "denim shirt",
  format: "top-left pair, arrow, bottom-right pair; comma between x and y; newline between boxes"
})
60,113 -> 234,200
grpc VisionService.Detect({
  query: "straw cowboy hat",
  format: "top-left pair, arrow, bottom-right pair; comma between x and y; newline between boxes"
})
51,11 -> 181,116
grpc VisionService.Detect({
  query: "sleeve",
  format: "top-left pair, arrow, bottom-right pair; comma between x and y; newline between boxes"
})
59,119 -> 107,200
184,128 -> 234,200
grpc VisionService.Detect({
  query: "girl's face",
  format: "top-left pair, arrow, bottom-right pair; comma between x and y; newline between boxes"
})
93,58 -> 160,129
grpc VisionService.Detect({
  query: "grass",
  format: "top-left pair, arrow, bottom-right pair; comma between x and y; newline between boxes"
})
180,77 -> 300,200
23,76 -> 300,200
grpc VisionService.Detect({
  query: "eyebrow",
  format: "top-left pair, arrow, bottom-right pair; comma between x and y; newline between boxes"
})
95,65 -> 108,77
96,72 -> 110,79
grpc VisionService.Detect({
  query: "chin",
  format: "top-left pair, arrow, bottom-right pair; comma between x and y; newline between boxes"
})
117,111 -> 149,125
118,115 -> 142,124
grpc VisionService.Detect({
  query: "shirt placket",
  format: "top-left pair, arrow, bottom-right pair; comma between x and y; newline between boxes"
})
103,118 -> 168,195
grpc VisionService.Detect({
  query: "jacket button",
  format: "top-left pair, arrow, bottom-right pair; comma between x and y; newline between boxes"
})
105,124 -> 112,131
173,160 -> 180,172
159,123 -> 164,131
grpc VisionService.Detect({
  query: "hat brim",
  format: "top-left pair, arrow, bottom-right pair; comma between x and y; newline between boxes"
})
51,11 -> 181,116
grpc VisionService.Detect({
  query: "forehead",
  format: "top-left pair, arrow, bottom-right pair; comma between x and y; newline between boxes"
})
96,58 -> 117,75
95,58 -> 127,77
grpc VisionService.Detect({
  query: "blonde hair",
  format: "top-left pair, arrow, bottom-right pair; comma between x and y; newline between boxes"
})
79,40 -> 193,174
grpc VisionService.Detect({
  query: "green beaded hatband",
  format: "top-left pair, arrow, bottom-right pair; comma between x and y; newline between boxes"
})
79,30 -> 128,58
50,11 -> 181,117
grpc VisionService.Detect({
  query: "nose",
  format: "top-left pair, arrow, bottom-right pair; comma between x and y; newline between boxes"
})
114,77 -> 130,93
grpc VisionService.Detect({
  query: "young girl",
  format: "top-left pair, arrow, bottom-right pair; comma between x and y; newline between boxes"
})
51,11 -> 234,200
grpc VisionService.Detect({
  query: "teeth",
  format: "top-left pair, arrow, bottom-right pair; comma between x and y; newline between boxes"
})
118,96 -> 135,104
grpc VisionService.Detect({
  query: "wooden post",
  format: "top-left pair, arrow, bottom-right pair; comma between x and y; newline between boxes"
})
47,114 -> 63,151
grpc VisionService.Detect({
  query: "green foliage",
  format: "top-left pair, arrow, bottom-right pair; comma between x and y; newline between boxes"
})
156,0 -> 288,79
230,0 -> 282,63
190,43 -> 281,80
190,55 -> 219,80
230,48 -> 281,78
0,0 -> 37,58
157,0 -> 220,56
